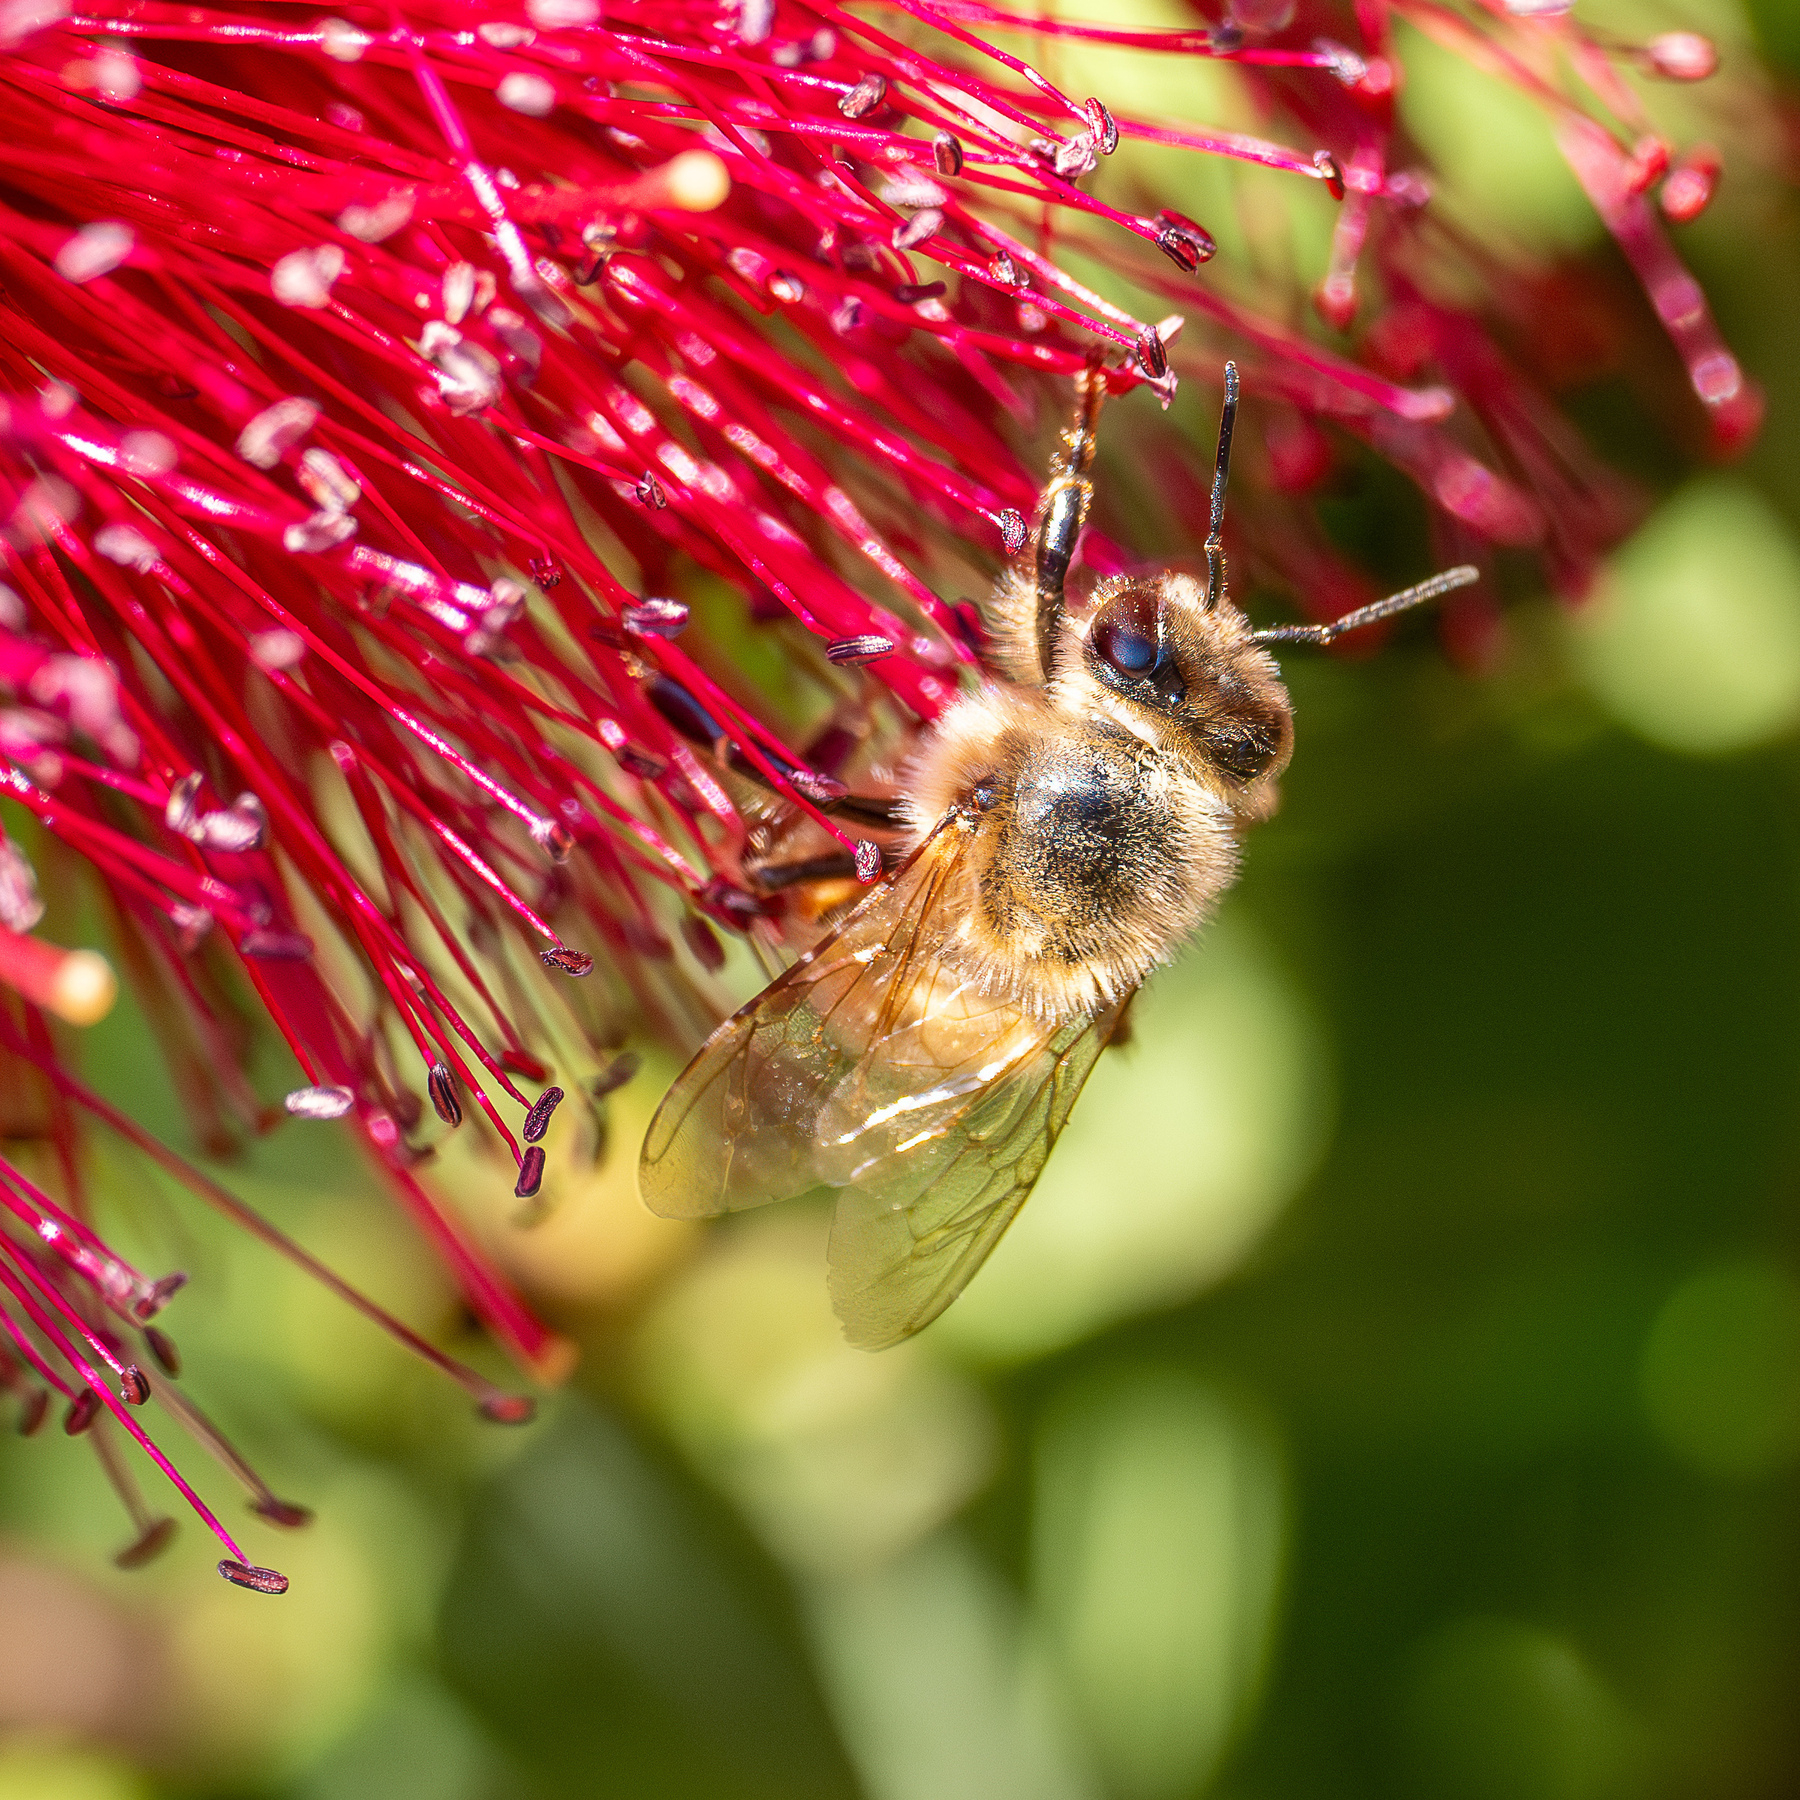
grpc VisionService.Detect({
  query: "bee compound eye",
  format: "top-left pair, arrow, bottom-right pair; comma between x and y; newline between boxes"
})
1090,590 -> 1161,677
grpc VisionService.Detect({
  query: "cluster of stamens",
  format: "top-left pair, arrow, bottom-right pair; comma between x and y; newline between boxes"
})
0,0 -> 1753,1585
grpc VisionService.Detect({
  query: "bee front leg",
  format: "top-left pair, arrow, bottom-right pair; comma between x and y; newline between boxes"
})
987,359 -> 1108,689
1032,358 -> 1107,674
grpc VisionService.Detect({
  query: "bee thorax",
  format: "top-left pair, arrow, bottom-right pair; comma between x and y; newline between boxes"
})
906,689 -> 1239,1017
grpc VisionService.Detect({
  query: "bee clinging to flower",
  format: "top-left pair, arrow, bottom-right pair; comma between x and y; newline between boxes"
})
640,361 -> 1477,1349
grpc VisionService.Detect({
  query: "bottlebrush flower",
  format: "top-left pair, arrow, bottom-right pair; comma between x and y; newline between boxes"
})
0,0 -> 1760,1589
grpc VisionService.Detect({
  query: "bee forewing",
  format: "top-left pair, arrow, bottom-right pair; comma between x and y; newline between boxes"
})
639,820 -> 984,1219
828,1000 -> 1120,1349
640,818 -> 1122,1344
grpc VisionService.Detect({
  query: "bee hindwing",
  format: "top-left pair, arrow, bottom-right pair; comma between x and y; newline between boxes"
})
639,818 -> 1120,1345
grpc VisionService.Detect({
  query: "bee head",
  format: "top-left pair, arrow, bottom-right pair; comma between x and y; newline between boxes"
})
1058,571 -> 1294,811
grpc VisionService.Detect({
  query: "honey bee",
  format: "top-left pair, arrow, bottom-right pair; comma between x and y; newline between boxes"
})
640,361 -> 1476,1349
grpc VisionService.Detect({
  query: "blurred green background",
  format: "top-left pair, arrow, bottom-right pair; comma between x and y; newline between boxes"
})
8,3 -> 1800,1797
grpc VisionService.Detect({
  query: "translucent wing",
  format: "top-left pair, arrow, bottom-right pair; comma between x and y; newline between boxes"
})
639,817 -> 1120,1346
825,999 -> 1119,1348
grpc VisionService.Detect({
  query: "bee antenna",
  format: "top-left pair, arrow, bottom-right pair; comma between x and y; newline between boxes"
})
1251,565 -> 1481,648
1202,360 -> 1239,613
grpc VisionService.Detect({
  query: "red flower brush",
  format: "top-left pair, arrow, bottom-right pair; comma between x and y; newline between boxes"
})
0,0 -> 1756,1586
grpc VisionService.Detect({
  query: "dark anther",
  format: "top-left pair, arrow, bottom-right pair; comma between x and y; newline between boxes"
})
18,1388 -> 47,1436
853,840 -> 882,883
529,555 -> 562,588
240,929 -> 314,961
144,1327 -> 181,1375
999,510 -> 1027,555
700,877 -> 782,924
480,1392 -> 538,1425
683,916 -> 726,972
523,1086 -> 565,1143
826,635 -> 895,665
624,597 -> 689,638
539,947 -> 594,976
634,472 -> 667,508
218,1559 -> 290,1595
252,1497 -> 314,1528
1153,209 -> 1216,272
618,746 -> 668,781
932,131 -> 964,176
284,1084 -> 354,1120
514,1145 -> 547,1199
501,1047 -> 550,1081
839,72 -> 887,118
895,281 -> 946,303
893,209 -> 942,251
791,768 -> 849,803
131,1271 -> 187,1322
623,919 -> 673,960
427,1061 -> 463,1127
119,1365 -> 151,1406
65,1389 -> 102,1435
1313,149 -> 1346,200
1085,97 -> 1119,155
592,1050 -> 641,1097
1135,326 -> 1169,380
114,1517 -> 177,1570
1210,21 -> 1243,50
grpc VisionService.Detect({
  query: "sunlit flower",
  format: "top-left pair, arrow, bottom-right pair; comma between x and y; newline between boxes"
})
0,0 -> 1757,1588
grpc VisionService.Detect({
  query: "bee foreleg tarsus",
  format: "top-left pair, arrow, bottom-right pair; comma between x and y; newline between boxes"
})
1024,358 -> 1112,683
1031,476 -> 1089,677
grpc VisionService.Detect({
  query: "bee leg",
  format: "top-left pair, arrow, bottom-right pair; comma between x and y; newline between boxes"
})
1101,988 -> 1139,1052
1026,354 -> 1108,682
747,847 -> 894,892
644,674 -> 900,824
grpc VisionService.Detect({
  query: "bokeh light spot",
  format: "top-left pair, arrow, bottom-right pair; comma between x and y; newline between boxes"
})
1639,1260 -> 1800,1478
939,914 -> 1327,1361
0,1745 -> 149,1800
1400,1618 -> 1641,1800
1566,477 -> 1800,754
634,1215 -> 995,1575
1395,20 -> 1599,250
1032,1367 -> 1286,1800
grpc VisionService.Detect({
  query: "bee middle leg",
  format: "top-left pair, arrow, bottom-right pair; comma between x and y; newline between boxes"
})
748,849 -> 867,892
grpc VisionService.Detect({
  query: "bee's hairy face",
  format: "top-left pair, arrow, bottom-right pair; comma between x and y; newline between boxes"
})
1055,572 -> 1296,810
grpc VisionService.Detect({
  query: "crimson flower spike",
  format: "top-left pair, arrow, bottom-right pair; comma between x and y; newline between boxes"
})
0,0 -> 1763,1580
